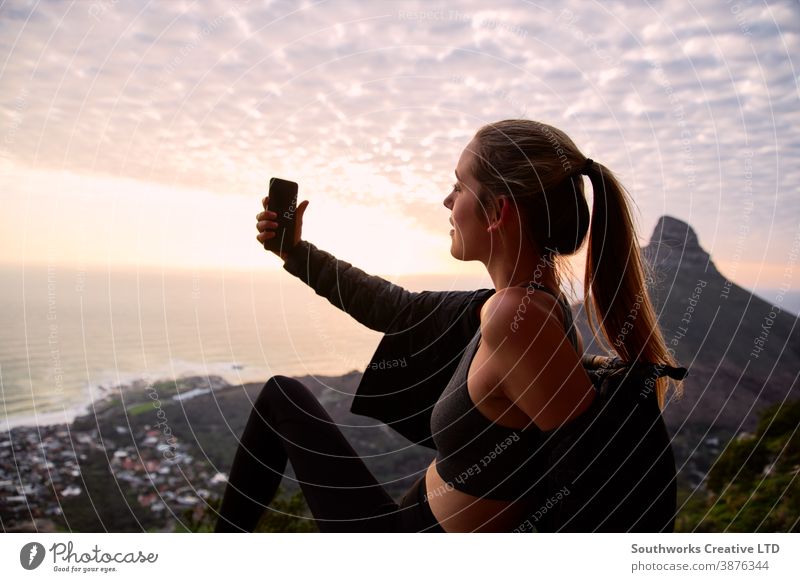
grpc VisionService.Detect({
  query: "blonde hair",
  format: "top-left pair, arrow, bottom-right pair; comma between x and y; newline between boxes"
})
471,119 -> 684,407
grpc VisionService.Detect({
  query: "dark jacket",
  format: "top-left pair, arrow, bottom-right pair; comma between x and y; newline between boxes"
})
282,239 -> 494,450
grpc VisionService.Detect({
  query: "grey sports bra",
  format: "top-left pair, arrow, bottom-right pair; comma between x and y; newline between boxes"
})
430,283 -> 580,501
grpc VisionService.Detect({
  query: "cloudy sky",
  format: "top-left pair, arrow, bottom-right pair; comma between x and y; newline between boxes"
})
1,0 -> 798,290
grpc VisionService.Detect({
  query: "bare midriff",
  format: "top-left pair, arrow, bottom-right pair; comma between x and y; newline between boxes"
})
424,458 -> 538,532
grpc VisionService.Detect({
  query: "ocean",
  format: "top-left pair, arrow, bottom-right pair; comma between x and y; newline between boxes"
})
0,263 -> 491,430
2,262 -> 797,431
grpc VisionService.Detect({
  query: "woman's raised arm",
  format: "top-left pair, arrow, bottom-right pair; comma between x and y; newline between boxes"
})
257,195 -> 487,334
281,239 -> 422,333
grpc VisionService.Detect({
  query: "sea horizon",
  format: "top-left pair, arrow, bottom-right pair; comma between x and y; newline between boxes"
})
0,263 -> 495,431
2,262 -> 798,432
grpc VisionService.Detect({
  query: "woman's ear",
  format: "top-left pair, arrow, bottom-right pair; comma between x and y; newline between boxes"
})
487,195 -> 512,232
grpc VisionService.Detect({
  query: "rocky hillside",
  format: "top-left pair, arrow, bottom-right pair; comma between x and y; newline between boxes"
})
574,215 -> 800,433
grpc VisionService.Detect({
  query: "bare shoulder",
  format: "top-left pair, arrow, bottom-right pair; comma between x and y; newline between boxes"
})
479,286 -> 594,431
479,286 -> 562,346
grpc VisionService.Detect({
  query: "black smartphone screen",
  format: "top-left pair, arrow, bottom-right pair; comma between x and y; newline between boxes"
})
264,177 -> 298,253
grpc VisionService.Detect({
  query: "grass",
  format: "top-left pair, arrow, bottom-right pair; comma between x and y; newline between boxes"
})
126,402 -> 155,416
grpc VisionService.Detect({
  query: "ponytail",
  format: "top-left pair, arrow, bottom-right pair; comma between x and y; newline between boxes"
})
583,161 -> 685,408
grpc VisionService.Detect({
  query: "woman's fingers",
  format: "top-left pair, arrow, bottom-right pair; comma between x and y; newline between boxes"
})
256,219 -> 278,232
256,201 -> 278,244
256,210 -> 277,221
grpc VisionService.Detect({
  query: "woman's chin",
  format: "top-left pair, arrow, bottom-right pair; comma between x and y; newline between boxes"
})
449,241 -> 467,261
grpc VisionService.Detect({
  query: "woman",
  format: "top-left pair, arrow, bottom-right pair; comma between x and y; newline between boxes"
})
215,118 -> 684,533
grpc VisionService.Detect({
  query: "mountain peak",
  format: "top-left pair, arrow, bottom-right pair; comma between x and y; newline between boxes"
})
649,216 -> 700,248
643,215 -> 717,274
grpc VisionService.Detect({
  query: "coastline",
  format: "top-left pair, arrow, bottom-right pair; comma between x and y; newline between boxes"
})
1,405 -> 95,433
0,368 -> 270,433
0,387 -> 119,433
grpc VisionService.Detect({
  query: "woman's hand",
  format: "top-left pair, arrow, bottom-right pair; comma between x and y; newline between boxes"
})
256,195 -> 309,261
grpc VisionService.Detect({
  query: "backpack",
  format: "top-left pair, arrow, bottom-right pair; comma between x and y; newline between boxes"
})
516,354 -> 689,533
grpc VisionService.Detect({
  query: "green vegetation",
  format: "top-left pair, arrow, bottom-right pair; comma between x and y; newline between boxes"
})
126,402 -> 154,416
676,399 -> 800,532
175,486 -> 318,533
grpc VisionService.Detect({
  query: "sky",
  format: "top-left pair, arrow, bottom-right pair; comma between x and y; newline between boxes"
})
1,0 -> 798,291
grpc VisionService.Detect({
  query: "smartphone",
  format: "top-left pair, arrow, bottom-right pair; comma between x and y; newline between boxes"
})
264,177 -> 298,253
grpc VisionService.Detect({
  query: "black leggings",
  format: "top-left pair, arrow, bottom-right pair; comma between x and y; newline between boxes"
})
214,375 -> 445,533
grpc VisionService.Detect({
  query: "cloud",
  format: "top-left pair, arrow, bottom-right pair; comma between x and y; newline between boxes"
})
0,0 -> 797,283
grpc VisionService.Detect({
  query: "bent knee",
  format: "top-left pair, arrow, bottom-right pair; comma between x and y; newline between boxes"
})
256,375 -> 309,410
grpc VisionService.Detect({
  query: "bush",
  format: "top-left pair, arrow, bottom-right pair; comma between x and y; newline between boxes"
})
676,399 -> 800,532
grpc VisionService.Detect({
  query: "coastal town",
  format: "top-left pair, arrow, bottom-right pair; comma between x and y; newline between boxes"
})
1,376 -> 233,532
